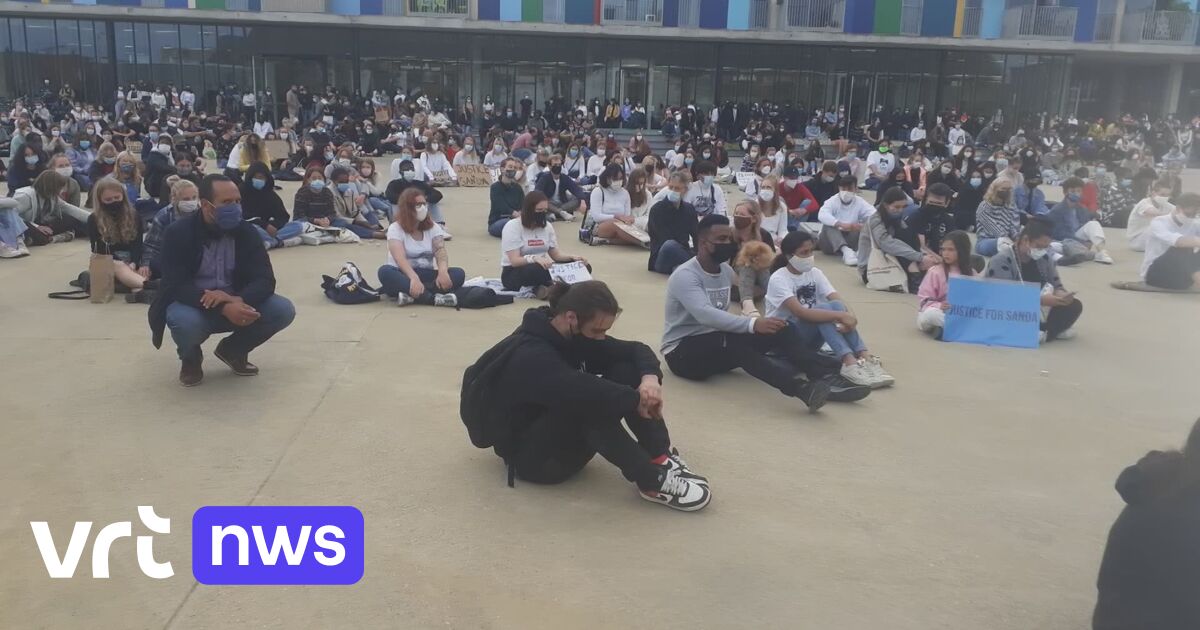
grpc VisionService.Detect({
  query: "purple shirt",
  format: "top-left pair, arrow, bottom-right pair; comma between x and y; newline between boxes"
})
194,235 -> 236,292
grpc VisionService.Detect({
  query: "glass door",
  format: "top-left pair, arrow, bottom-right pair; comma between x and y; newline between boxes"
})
619,63 -> 648,106
257,55 -> 326,122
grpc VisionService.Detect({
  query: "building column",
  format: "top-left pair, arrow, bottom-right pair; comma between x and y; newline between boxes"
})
1110,0 -> 1126,43
768,0 -> 780,30
470,38 -> 483,128
1104,65 -> 1125,119
1164,62 -> 1184,117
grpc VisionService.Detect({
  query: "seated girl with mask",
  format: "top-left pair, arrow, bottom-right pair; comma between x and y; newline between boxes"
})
501,192 -> 588,298
378,188 -> 464,307
984,217 -> 1082,343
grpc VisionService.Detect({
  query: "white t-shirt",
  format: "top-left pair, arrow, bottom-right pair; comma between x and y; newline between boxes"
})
765,266 -> 836,320
1127,196 -> 1175,250
386,222 -> 446,270
500,219 -> 557,267
588,185 -> 632,223
1141,214 -> 1200,279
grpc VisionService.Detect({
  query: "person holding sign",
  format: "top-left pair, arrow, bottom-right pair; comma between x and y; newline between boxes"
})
984,217 -> 1082,343
501,192 -> 588,298
916,230 -> 976,339
765,231 -> 894,389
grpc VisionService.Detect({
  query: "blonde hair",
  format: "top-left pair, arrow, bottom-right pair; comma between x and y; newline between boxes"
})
731,199 -> 763,242
96,141 -> 118,160
91,177 -> 139,244
759,175 -> 784,217
170,179 -> 198,203
984,178 -> 1013,206
240,133 -> 269,166
113,151 -> 142,184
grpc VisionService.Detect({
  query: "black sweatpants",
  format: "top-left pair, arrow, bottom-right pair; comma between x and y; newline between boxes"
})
511,361 -> 669,490
1043,299 -> 1083,340
1145,247 -> 1200,290
24,216 -> 83,246
501,264 -> 552,291
664,331 -> 801,396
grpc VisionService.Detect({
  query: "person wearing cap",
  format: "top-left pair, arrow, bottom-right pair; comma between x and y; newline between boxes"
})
778,165 -> 819,232
864,143 -> 897,190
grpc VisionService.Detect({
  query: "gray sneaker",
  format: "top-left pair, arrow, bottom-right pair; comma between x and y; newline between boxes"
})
396,293 -> 416,306
433,293 -> 458,308
864,357 -> 895,389
840,360 -> 875,387
279,236 -> 303,248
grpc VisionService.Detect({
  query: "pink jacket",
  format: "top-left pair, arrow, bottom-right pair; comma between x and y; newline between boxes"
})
917,264 -> 965,311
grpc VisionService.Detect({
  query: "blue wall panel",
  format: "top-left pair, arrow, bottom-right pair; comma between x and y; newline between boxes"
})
726,0 -> 748,29
499,0 -> 522,20
698,0 -> 728,28
663,0 -> 680,26
328,0 -> 359,14
844,0 -> 875,33
479,0 -> 501,19
921,0 -> 956,36
1072,0 -> 1096,41
980,0 -> 1004,38
564,0 -> 594,23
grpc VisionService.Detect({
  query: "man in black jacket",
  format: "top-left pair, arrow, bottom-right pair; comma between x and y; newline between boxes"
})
148,174 -> 295,386
533,153 -> 588,221
463,281 -> 710,512
646,173 -> 697,274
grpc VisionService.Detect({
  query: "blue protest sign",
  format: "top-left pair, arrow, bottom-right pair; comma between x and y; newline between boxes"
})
943,276 -> 1041,349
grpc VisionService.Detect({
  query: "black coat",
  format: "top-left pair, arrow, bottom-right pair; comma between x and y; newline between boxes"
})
147,214 -> 277,349
239,163 -> 291,231
479,308 -> 662,454
1094,450 -> 1200,629
646,198 -> 697,271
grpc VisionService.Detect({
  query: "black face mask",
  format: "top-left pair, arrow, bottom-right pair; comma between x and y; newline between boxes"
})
550,165 -> 562,175
710,242 -> 738,264
101,201 -> 123,214
533,212 -> 548,227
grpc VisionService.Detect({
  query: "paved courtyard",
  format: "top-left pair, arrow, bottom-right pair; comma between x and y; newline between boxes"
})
0,174 -> 1197,629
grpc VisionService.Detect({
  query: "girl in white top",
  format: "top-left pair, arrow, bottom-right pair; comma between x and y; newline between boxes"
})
483,140 -> 508,168
563,143 -> 589,182
389,147 -> 434,182
452,140 -> 481,166
585,147 -> 607,180
420,141 -> 457,182
587,163 -> 643,247
765,230 -> 893,388
380,188 -> 464,305
626,168 -> 654,232
499,191 -> 588,295
1127,179 -> 1175,252
755,175 -> 789,245
641,156 -> 667,193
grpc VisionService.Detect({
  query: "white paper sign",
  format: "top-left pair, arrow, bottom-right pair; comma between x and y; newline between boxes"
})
735,171 -> 756,190
549,261 -> 593,285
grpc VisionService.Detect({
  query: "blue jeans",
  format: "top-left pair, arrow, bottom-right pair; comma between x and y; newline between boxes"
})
368,196 -> 392,220
331,215 -> 380,239
976,237 -> 999,257
377,265 -> 465,298
787,301 -> 867,361
488,218 -> 509,238
653,240 -> 693,274
165,294 -> 296,361
253,222 -> 304,246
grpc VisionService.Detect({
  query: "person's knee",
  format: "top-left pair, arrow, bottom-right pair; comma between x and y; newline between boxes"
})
262,295 -> 296,328
821,300 -> 847,313
601,361 -> 643,388
165,304 -> 205,338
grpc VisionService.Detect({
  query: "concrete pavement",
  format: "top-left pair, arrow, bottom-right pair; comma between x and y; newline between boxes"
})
0,176 -> 1197,629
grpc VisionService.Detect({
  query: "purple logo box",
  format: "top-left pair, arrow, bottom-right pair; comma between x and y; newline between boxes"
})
192,506 -> 364,585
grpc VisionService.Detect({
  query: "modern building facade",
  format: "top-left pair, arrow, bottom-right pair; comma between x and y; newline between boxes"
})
0,0 -> 1195,125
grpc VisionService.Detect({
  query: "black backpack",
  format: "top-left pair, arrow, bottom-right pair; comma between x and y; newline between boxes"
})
452,286 -> 514,309
460,333 -> 523,486
321,262 -> 382,305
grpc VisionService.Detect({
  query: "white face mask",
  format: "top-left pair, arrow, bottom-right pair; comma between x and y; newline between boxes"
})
54,166 -> 73,178
758,189 -> 775,202
177,199 -> 200,214
759,167 -> 771,176
790,255 -> 815,273
838,190 -> 856,204
1176,211 -> 1196,228
1028,247 -> 1049,260
414,204 -> 429,221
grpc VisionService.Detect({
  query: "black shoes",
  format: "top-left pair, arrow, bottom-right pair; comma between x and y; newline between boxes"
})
179,353 -> 204,387
214,341 -> 259,376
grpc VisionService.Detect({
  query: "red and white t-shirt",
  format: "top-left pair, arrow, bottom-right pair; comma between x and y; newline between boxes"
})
499,219 -> 558,267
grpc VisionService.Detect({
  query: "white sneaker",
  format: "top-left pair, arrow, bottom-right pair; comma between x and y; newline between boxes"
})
300,232 -> 325,246
864,356 -> 895,389
1055,328 -> 1077,340
433,293 -> 458,307
280,236 -> 303,248
1094,250 -> 1113,265
1050,252 -> 1064,263
0,242 -> 26,259
640,466 -> 711,512
841,248 -> 858,266
440,229 -> 453,242
396,294 -> 416,306
840,360 -> 874,387
1038,331 -> 1048,344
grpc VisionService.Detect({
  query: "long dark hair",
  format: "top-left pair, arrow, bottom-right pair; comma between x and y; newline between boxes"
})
876,187 -> 908,228
770,230 -> 815,273
547,280 -> 621,325
942,230 -> 974,277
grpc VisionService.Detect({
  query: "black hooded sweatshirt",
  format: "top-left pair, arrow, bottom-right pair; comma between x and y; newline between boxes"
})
1093,450 -> 1200,629
487,307 -> 662,444
240,162 -> 291,231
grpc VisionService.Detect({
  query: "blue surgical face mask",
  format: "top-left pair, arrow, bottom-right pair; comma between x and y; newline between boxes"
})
215,203 -> 243,231
666,190 -> 681,203
337,182 -> 352,194
252,178 -> 267,190
79,140 -> 91,150
970,177 -> 982,188
1067,192 -> 1081,203
309,180 -> 326,192
148,131 -> 160,141
24,155 -> 39,166
702,175 -> 714,186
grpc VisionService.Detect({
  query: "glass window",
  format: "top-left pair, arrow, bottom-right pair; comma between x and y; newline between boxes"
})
201,25 -> 219,106
56,20 -> 81,102
0,19 -> 11,98
115,22 -> 137,89
180,25 -> 203,109
149,24 -> 180,88
134,22 -> 151,82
